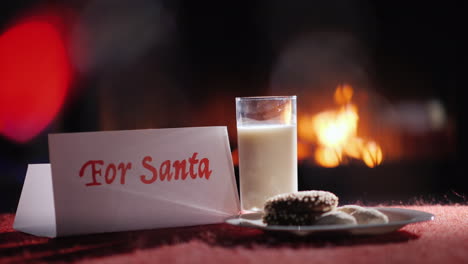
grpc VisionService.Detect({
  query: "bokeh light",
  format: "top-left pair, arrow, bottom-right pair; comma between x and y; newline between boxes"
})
0,17 -> 71,143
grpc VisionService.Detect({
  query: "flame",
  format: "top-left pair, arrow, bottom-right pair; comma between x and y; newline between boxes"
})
362,141 -> 383,168
314,147 -> 341,168
312,105 -> 358,148
302,84 -> 383,168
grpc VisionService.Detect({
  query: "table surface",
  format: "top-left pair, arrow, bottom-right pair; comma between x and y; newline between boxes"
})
1,205 -> 467,264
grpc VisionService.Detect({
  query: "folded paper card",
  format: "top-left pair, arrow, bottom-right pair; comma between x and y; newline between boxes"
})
14,127 -> 240,237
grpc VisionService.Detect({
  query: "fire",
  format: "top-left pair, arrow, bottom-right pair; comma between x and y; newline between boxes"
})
300,84 -> 383,168
362,141 -> 383,168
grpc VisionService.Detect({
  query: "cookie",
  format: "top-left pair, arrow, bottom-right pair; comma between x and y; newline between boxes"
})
263,190 -> 339,225
314,211 -> 357,225
337,205 -> 389,224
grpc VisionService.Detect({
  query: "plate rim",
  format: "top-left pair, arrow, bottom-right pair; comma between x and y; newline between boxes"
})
225,207 -> 435,232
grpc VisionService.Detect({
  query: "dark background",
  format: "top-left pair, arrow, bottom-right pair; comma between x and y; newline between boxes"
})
0,0 -> 463,212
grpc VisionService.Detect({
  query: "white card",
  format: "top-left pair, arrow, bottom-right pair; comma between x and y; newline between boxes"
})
13,164 -> 56,237
14,127 -> 240,237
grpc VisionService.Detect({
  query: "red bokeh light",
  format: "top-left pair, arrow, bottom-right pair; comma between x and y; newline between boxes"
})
0,17 -> 71,143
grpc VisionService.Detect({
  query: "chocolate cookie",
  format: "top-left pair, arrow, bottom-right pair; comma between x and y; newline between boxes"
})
263,190 -> 339,225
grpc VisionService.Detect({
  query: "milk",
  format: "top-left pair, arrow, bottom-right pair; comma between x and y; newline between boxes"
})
237,124 -> 298,211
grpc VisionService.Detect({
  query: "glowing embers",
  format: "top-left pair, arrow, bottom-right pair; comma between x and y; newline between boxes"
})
299,85 -> 383,168
0,18 -> 71,143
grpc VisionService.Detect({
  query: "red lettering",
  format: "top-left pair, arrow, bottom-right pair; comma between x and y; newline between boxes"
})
140,156 -> 157,184
118,162 -> 132,184
79,160 -> 104,186
81,153 -> 211,186
198,158 -> 212,179
189,152 -> 199,179
173,160 -> 188,180
105,163 -> 117,184
159,160 -> 173,181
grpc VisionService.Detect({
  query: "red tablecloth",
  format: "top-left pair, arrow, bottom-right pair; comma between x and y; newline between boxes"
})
1,205 -> 467,264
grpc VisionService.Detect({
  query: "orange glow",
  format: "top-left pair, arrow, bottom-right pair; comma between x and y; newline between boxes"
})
362,141 -> 383,168
0,16 -> 71,143
298,115 -> 315,142
231,148 -> 239,166
301,84 -> 383,168
312,105 -> 358,148
314,147 -> 341,168
282,101 -> 293,125
343,138 -> 365,159
333,84 -> 354,105
297,142 -> 311,161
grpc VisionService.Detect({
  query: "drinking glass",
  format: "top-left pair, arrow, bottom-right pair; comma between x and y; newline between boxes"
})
236,96 -> 298,211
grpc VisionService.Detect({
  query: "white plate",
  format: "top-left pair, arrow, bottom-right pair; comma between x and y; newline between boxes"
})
225,207 -> 435,236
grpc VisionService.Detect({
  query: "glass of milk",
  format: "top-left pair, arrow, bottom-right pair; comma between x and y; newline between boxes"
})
236,96 -> 298,212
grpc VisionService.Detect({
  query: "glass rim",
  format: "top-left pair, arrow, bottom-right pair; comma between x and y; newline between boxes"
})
235,95 -> 296,101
